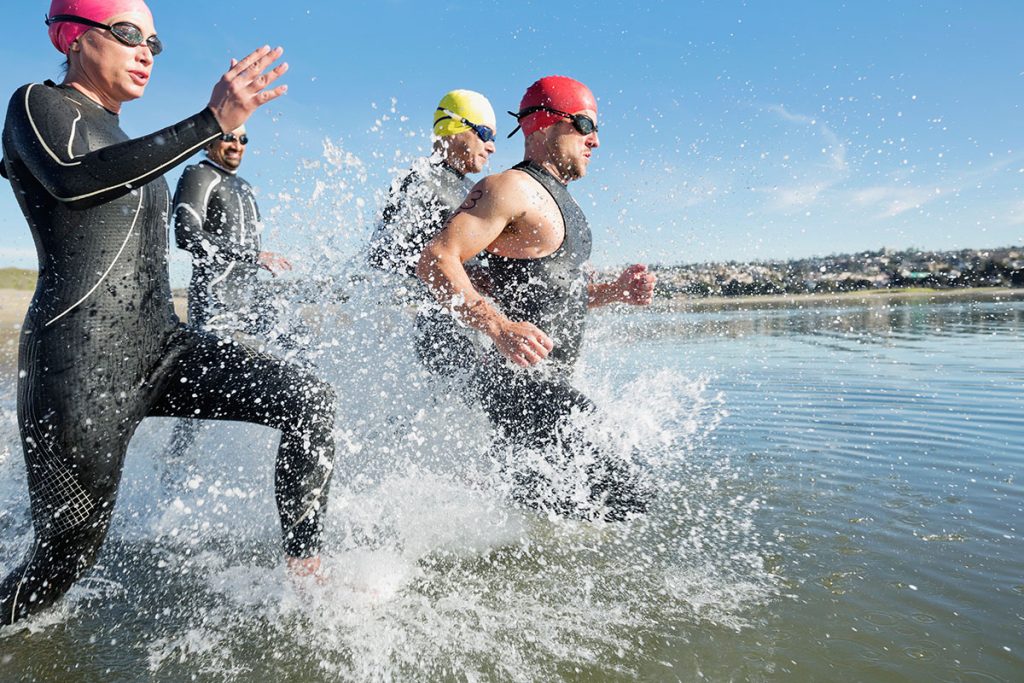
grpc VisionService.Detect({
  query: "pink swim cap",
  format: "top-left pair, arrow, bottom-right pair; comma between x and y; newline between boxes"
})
48,0 -> 153,54
516,76 -> 597,137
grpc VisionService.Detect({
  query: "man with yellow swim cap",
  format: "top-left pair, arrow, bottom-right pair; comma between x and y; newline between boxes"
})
368,89 -> 497,378
369,89 -> 496,275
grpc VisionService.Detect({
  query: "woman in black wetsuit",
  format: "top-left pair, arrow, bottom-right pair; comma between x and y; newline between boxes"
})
0,1 -> 336,625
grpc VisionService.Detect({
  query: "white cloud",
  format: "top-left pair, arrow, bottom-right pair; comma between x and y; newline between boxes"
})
765,180 -> 837,211
850,185 -> 939,218
763,103 -> 848,172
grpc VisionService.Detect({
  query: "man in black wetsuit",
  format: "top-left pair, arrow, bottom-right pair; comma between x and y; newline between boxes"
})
417,76 -> 658,521
367,89 -> 496,378
0,1 -> 334,626
167,125 -> 298,462
175,124 -> 294,334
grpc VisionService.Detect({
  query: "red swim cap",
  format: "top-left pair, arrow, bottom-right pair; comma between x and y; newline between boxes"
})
48,0 -> 153,54
514,76 -> 597,136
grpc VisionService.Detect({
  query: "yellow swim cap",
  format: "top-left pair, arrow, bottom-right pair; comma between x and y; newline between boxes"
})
433,89 -> 497,138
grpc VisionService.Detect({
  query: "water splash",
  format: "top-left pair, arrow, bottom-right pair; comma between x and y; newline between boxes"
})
0,135 -> 780,679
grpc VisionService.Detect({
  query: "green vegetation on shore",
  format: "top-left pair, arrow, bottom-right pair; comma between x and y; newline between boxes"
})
0,268 -> 36,291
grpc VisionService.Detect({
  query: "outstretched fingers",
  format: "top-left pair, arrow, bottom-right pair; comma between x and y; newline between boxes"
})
227,45 -> 273,80
208,46 -> 288,131
253,61 -> 289,92
238,47 -> 286,84
257,84 -> 288,105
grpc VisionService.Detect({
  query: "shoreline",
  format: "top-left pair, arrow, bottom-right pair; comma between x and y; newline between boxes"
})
650,286 -> 1024,313
1,287 -> 1022,327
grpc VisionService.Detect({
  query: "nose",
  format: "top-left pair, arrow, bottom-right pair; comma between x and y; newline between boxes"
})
484,140 -> 496,154
587,131 -> 600,149
136,45 -> 153,66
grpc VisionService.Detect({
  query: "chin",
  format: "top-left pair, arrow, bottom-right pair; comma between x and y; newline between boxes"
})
119,85 -> 146,101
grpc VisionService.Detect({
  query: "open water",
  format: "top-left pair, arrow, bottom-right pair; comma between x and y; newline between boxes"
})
0,292 -> 1022,681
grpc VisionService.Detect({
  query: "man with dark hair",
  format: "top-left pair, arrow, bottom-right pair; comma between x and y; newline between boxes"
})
167,125 -> 299,462
175,125 -> 292,335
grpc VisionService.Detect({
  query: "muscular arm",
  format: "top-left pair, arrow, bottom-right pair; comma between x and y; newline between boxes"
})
172,165 -> 258,264
417,184 -> 501,330
416,174 -> 553,366
5,83 -> 222,210
587,281 -> 625,308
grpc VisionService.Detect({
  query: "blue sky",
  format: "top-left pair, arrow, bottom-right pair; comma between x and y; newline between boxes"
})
1,0 -> 1021,284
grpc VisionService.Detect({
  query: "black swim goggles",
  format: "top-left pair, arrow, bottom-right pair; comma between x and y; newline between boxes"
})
435,108 -> 496,143
45,14 -> 163,56
220,133 -> 249,145
506,106 -> 598,138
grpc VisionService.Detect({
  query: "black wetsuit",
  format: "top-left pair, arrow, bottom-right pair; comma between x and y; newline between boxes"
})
0,81 -> 336,625
173,159 -> 266,331
476,161 -> 649,521
368,157 -> 478,376
167,159 -> 291,462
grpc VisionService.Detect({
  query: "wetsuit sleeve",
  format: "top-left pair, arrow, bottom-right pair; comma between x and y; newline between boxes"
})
248,179 -> 263,254
6,83 -> 222,210
172,166 -> 259,264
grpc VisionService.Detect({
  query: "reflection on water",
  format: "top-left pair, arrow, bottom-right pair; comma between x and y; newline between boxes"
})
0,296 -> 1022,681
589,296 -> 1024,681
625,290 -> 1024,343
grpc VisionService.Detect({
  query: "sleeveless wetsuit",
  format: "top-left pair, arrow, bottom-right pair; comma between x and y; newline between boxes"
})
0,81 -> 336,625
475,161 -> 649,521
368,157 -> 479,377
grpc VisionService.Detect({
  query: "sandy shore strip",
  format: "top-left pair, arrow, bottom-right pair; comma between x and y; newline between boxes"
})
0,289 -> 188,327
0,289 -> 33,326
2,287 -> 1023,327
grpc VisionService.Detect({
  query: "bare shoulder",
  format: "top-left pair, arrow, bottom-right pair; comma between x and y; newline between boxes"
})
460,169 -> 538,215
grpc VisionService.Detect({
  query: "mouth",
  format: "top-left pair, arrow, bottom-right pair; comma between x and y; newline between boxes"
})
128,70 -> 150,85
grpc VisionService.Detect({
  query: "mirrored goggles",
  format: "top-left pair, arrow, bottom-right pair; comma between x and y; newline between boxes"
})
506,106 -> 598,138
220,133 -> 249,145
45,14 -> 163,55
435,108 -> 496,143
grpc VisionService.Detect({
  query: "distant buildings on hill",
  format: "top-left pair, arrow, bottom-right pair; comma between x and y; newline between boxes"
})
644,246 -> 1024,298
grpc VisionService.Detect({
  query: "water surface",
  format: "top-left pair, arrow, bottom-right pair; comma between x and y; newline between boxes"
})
1,294 -> 1021,681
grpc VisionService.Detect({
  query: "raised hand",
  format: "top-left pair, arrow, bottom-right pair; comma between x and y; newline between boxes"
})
208,46 -> 289,132
258,251 -> 293,277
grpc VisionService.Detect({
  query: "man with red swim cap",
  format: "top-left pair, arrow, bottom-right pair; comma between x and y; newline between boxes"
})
417,76 -> 658,521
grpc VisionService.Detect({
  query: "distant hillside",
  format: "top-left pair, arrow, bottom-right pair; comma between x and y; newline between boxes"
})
0,268 -> 36,291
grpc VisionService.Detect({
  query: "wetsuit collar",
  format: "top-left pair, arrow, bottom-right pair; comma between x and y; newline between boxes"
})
439,160 -> 467,179
47,79 -> 119,117
518,159 -> 568,186
201,157 -> 238,175
428,151 -> 466,180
